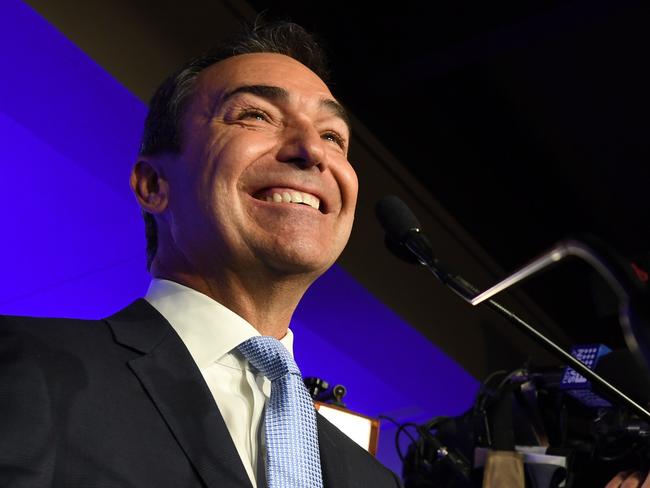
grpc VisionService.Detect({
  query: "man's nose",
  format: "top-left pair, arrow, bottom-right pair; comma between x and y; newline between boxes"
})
276,123 -> 326,171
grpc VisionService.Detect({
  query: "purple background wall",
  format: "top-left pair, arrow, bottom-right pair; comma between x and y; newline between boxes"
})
0,0 -> 479,475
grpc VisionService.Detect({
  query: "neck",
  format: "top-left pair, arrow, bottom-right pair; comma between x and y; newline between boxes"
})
152,263 -> 313,339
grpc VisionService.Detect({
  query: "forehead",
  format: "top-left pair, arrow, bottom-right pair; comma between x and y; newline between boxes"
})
195,52 -> 333,102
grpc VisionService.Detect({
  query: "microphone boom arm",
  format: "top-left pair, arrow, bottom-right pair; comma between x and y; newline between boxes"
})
403,235 -> 650,422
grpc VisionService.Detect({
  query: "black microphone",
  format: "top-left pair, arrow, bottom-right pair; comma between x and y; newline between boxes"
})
374,195 -> 434,267
374,195 -> 420,240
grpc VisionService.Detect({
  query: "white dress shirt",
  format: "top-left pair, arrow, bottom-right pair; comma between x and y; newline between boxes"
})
145,278 -> 294,488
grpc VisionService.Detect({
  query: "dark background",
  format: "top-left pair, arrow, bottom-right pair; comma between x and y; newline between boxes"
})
249,0 -> 650,350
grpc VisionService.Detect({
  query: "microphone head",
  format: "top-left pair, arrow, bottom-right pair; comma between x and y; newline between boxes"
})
375,195 -> 434,266
375,195 -> 422,240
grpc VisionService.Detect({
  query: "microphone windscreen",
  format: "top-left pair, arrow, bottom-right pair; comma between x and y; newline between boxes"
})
375,195 -> 421,240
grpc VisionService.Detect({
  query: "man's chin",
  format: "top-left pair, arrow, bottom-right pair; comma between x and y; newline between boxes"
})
261,244 -> 338,280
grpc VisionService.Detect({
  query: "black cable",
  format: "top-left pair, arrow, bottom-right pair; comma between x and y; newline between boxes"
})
379,415 -> 420,462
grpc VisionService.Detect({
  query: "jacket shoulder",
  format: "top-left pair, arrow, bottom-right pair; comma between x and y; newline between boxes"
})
0,299 -> 154,342
0,314 -> 107,346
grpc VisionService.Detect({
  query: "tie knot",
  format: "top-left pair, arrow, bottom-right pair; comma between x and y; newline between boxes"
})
237,336 -> 301,381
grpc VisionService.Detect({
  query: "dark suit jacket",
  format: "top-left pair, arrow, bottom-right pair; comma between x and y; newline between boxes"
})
0,299 -> 401,488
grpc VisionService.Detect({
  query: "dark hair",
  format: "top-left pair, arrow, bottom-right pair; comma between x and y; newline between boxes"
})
139,20 -> 331,270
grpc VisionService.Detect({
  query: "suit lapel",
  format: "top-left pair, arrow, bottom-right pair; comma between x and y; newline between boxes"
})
106,300 -> 252,488
317,413 -> 351,488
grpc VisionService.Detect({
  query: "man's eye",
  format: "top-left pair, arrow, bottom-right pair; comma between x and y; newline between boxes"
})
238,109 -> 269,122
322,131 -> 345,148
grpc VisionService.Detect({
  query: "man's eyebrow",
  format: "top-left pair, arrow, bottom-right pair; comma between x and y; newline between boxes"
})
221,84 -> 352,133
222,84 -> 289,104
320,98 -> 351,134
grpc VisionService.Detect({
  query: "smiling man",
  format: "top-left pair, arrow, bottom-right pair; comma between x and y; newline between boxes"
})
0,20 -> 401,488
133,50 -> 358,338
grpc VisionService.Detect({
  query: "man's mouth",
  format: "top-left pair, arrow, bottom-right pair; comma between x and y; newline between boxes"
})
254,188 -> 321,211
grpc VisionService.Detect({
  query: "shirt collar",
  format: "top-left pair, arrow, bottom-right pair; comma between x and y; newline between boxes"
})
144,278 -> 294,369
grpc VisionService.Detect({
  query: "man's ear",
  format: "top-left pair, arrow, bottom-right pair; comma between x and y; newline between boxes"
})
130,158 -> 169,215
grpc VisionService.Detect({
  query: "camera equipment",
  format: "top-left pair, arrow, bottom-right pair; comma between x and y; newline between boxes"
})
398,357 -> 650,487
375,195 -> 650,486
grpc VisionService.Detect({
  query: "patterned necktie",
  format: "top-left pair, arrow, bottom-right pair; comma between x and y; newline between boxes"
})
238,336 -> 323,488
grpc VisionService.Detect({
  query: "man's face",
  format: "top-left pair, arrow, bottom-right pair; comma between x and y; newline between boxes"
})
162,53 -> 358,280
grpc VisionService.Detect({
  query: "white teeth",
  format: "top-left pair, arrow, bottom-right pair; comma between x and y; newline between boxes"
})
265,190 -> 321,210
306,194 -> 321,210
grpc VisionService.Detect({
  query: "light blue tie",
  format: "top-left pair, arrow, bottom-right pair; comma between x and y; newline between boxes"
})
238,336 -> 323,488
